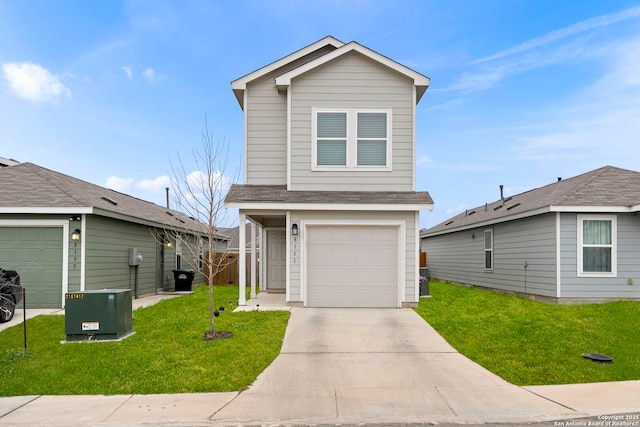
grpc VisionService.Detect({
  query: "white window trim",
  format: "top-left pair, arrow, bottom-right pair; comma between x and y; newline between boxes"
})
484,229 -> 493,271
577,214 -> 617,277
312,108 -> 392,171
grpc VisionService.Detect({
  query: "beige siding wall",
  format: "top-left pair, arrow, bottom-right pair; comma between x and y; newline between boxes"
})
288,210 -> 418,304
289,52 -> 415,191
244,46 -> 338,185
245,75 -> 287,185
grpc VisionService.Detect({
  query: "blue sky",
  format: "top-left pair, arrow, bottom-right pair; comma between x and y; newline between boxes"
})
1,0 -> 639,229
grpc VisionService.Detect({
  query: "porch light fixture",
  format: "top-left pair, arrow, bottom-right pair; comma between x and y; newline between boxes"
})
71,229 -> 81,242
291,223 -> 299,236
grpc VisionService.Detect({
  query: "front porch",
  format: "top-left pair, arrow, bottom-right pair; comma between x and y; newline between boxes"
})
233,291 -> 290,312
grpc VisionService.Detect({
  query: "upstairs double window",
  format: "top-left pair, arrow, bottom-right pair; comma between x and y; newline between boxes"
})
314,109 -> 391,170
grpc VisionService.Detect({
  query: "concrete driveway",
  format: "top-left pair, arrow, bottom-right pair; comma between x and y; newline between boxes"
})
212,307 -> 576,425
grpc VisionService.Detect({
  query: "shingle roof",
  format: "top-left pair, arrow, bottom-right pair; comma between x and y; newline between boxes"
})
224,184 -> 434,207
423,166 -> 640,237
0,162 -> 226,236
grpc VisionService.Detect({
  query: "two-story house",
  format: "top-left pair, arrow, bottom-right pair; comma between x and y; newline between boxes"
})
225,36 -> 433,308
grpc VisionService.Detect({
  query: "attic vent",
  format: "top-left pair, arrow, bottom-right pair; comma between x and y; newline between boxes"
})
177,218 -> 185,224
507,203 -> 521,211
468,210 -> 476,216
493,205 -> 503,211
445,220 -> 454,226
101,196 -> 117,206
504,197 -> 513,203
166,212 -> 174,217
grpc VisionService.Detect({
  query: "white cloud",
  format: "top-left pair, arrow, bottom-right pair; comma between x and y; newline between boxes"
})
475,5 -> 640,64
510,37 -> 640,166
137,175 -> 172,192
105,176 -> 134,192
185,170 -> 232,192
2,61 -> 71,104
416,155 -> 434,167
121,66 -> 133,79
142,67 -> 155,82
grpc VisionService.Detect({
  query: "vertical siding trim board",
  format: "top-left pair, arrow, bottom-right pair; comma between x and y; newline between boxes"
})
80,214 -> 87,291
556,212 -> 561,298
243,90 -> 249,183
286,211 -> 291,302
412,87 -> 416,191
286,87 -> 292,189
0,219 -> 70,307
300,219 -> 406,308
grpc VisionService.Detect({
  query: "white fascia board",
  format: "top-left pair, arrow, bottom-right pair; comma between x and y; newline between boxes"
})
632,204 -> 640,212
231,36 -> 345,107
0,207 -> 93,214
549,205 -> 632,213
226,202 -> 433,211
274,42 -> 430,93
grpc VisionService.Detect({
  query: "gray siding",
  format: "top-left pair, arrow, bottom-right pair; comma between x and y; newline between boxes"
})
289,210 -> 418,303
560,213 -> 640,298
289,52 -> 415,191
85,216 -> 159,297
423,213 -> 557,297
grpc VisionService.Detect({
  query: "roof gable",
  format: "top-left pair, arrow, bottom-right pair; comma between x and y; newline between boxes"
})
231,36 -> 345,108
424,166 -> 640,237
274,41 -> 430,103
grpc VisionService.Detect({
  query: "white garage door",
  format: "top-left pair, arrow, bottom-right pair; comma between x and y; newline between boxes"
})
306,225 -> 399,308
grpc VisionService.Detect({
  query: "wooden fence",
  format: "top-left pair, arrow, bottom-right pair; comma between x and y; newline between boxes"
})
207,252 -> 256,285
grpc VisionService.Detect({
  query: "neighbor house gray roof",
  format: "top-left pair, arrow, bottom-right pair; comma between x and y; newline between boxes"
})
423,166 -> 640,237
225,185 -> 433,209
0,162 -> 228,238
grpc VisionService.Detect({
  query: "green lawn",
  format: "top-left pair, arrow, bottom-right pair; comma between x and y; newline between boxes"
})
0,285 -> 289,396
415,281 -> 640,386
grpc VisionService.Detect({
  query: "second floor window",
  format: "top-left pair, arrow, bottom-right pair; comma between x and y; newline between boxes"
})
315,109 -> 391,169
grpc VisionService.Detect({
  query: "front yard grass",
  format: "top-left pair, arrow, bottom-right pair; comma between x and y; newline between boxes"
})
0,285 -> 289,396
415,281 -> 640,386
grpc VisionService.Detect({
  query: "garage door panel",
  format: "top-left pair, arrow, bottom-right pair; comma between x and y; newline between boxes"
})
307,225 -> 398,308
0,227 -> 63,308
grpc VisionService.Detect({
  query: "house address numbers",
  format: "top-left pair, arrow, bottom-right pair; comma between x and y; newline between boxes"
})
291,235 -> 299,264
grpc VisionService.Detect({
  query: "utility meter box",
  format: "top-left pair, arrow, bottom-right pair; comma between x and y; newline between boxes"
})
64,289 -> 133,341
129,247 -> 143,266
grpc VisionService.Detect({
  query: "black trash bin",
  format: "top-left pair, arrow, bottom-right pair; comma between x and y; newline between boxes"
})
173,269 -> 195,291
419,267 -> 429,297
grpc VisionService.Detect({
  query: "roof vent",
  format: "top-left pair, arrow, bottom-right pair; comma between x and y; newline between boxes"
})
100,196 -> 117,206
507,203 -> 521,211
468,210 -> 476,216
493,205 -> 503,211
445,220 -> 454,226
558,177 -> 562,182
166,212 -> 174,217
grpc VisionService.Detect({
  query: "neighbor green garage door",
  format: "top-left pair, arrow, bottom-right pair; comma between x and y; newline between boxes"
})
0,227 -> 63,308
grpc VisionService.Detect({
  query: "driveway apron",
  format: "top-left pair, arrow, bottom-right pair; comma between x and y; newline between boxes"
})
212,307 -> 576,425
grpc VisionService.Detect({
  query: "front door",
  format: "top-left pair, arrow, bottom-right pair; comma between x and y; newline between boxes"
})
267,229 -> 285,291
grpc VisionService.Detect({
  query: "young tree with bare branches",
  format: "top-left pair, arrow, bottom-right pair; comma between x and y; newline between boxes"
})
166,120 -> 239,340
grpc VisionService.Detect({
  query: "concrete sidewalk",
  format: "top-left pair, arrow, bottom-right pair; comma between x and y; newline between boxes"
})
1,300 -> 639,426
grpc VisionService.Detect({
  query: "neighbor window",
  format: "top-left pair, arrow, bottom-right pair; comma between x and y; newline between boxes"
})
578,215 -> 617,276
484,229 -> 493,270
314,109 -> 391,169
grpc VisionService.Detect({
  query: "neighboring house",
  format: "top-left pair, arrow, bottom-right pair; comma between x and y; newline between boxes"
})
421,166 -> 640,302
225,36 -> 433,308
0,162 -> 227,308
